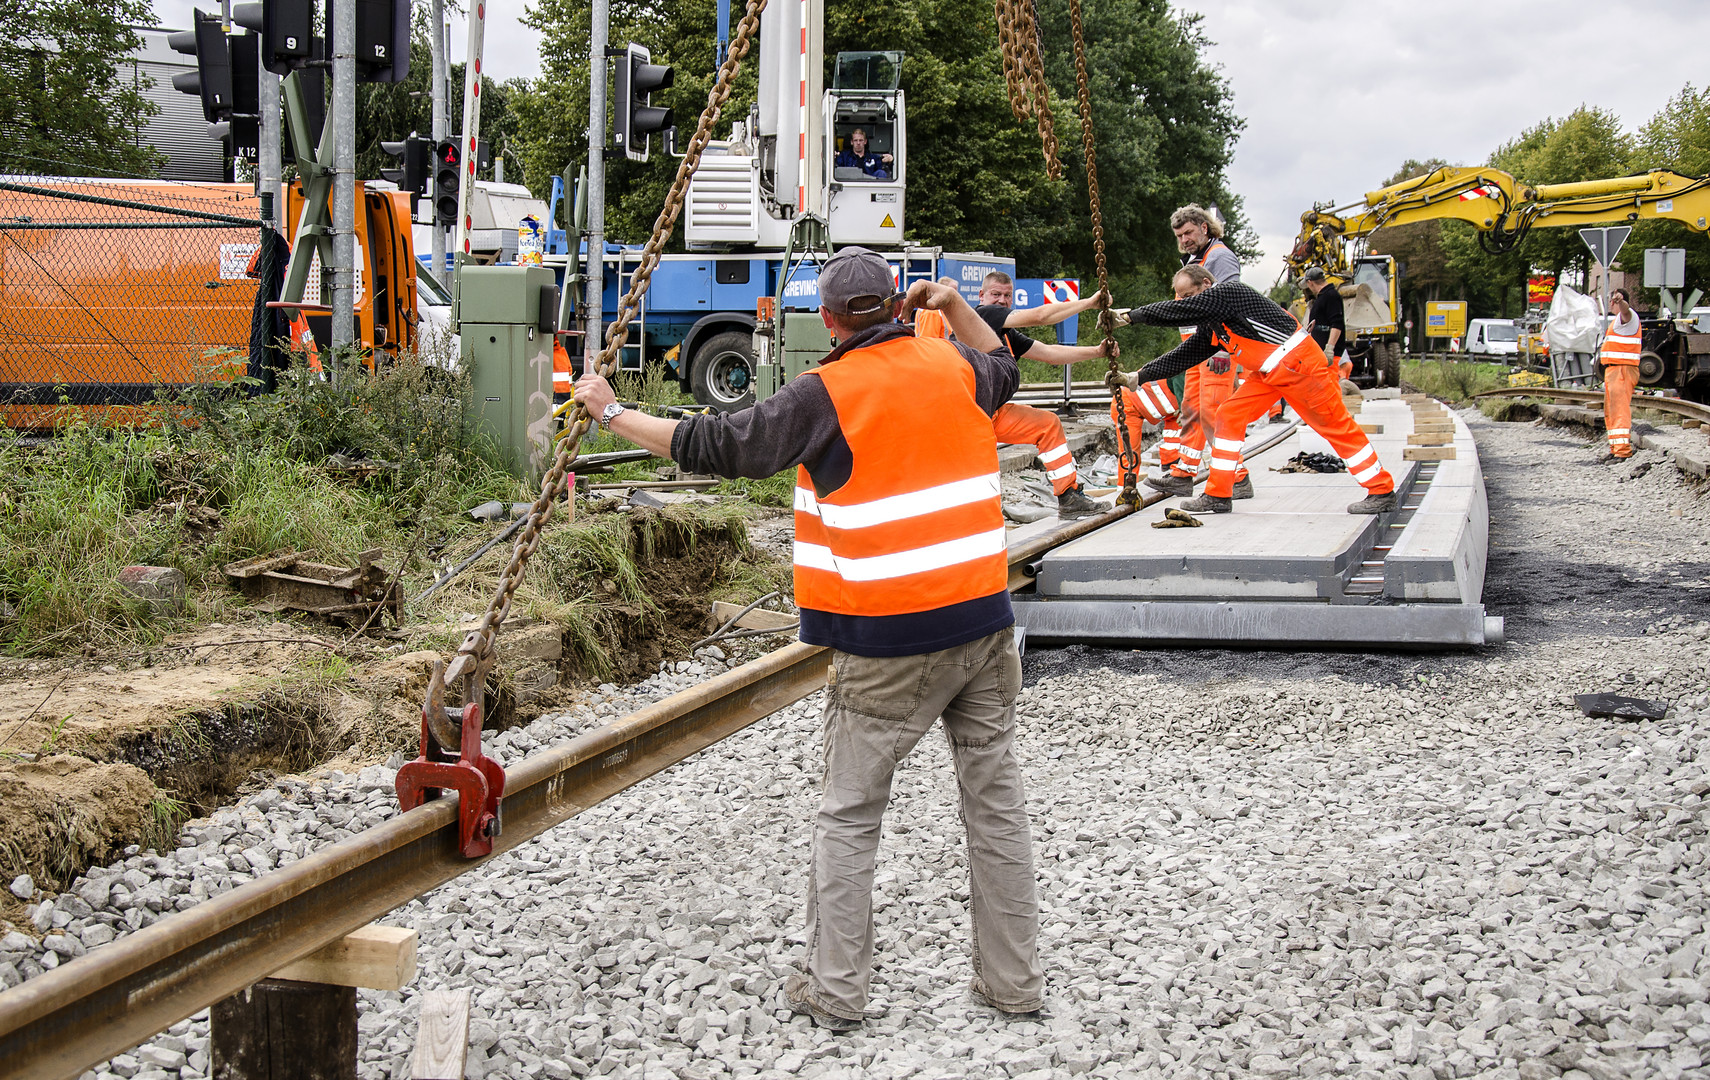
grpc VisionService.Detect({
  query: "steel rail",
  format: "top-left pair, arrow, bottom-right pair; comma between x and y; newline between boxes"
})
0,642 -> 833,1080
3,495 -> 1167,1079
1471,386 -> 1710,425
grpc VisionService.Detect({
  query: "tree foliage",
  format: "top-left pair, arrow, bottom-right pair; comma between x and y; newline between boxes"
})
512,0 -> 1245,295
0,0 -> 165,177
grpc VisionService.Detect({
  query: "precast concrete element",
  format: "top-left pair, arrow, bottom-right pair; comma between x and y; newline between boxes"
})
1011,599 -> 1503,649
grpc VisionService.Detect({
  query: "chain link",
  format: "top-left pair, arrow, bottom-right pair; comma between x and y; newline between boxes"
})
1067,0 -> 1138,507
994,0 -> 1060,180
430,0 -> 772,721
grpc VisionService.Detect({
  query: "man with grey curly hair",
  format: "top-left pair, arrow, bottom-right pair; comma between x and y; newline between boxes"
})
1169,204 -> 1240,282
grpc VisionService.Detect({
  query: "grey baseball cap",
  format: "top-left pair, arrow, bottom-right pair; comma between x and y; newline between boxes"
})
1303,266 -> 1327,282
819,246 -> 896,316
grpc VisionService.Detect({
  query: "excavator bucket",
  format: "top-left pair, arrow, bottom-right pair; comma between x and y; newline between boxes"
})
1340,283 -> 1392,333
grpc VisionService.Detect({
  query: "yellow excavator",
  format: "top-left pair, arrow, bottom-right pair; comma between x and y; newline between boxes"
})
1284,167 -> 1710,399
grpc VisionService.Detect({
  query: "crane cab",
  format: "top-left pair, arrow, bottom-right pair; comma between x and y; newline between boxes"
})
824,51 -> 905,247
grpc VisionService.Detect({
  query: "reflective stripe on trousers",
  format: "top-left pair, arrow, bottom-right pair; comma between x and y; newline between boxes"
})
1205,352 -> 1394,499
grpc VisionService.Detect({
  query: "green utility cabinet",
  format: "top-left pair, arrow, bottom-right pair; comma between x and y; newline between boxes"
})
457,266 -> 559,481
755,313 -> 834,402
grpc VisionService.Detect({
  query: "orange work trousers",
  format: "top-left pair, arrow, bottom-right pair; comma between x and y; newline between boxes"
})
1603,363 -> 1638,457
1174,362 -> 1246,483
1206,351 -> 1394,500
995,402 -> 1078,495
1109,390 -> 1179,468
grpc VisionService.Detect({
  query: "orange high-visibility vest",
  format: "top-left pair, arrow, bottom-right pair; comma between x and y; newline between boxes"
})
792,335 -> 1007,619
553,338 -> 573,394
1601,316 -> 1642,367
915,308 -> 951,339
288,312 -> 322,373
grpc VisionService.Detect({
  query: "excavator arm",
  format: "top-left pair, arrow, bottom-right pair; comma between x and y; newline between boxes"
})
1286,167 -> 1710,282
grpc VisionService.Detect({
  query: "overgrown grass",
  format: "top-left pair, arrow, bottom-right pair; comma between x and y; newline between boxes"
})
0,350 -> 526,655
1401,359 -> 1513,403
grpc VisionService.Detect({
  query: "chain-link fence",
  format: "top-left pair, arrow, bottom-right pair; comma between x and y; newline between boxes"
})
0,175 -> 266,428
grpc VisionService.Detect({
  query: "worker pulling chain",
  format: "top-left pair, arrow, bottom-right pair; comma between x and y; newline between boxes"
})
424,0 -> 771,736
994,0 -> 1060,180
1066,0 -> 1139,507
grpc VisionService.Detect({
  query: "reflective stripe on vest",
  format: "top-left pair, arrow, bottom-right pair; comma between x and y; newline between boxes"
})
792,335 -> 1007,617
1601,319 -> 1642,366
1133,380 -> 1178,422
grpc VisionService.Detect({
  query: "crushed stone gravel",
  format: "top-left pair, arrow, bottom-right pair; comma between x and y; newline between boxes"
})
11,414 -> 1709,1080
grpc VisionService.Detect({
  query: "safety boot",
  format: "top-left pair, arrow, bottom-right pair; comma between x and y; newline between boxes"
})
1177,493 -> 1232,514
1347,491 -> 1398,515
785,974 -> 862,1032
1143,472 -> 1193,498
1056,485 -> 1104,520
1230,476 -> 1254,500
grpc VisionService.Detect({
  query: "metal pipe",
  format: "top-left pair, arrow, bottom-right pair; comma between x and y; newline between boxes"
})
584,0 -> 608,370
256,45 -> 282,222
429,0 -> 448,288
330,0 -> 356,348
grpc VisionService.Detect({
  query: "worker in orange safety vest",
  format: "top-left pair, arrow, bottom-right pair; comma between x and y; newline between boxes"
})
920,275 -> 1113,519
1598,288 -> 1643,460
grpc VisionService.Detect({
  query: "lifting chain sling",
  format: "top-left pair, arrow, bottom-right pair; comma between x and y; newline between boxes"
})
993,0 -> 1060,180
1067,0 -> 1140,507
422,0 -> 771,745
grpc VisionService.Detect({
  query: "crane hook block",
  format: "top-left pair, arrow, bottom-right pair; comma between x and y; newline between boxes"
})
395,699 -> 507,858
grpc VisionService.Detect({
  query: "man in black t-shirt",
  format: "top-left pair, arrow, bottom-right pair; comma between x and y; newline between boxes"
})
1303,267 -> 1346,369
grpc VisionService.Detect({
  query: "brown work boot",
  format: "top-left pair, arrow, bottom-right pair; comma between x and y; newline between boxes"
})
784,974 -> 862,1032
1347,491 -> 1398,515
1229,476 -> 1254,500
1056,485 -> 1104,520
1178,493 -> 1232,514
1144,471 -> 1194,498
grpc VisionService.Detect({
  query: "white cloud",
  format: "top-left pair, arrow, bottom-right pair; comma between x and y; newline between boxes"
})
1186,0 -> 1710,283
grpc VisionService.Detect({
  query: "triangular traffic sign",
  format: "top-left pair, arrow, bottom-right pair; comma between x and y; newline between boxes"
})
1580,225 -> 1633,268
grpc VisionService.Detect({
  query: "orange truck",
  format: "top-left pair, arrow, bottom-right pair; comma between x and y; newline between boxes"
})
0,177 -> 417,430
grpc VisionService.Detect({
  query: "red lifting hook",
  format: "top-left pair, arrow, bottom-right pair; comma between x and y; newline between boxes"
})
395,665 -> 506,858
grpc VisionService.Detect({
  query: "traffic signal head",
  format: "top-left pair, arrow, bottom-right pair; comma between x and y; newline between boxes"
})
613,43 -> 674,163
381,136 -> 433,200
354,0 -> 413,83
168,10 -> 234,124
224,31 -> 262,161
232,0 -> 312,75
434,139 -> 461,228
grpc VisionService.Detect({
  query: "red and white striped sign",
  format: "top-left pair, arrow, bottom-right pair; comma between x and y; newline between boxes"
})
1458,183 -> 1501,202
1041,279 -> 1080,303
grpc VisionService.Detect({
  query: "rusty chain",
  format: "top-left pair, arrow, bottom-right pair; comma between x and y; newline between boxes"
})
429,0 -> 771,728
994,0 -> 1060,180
1067,0 -> 1139,507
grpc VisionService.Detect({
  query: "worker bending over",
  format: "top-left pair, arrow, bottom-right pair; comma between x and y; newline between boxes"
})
921,272 -> 1112,519
1115,264 -> 1396,515
575,250 -> 1044,1029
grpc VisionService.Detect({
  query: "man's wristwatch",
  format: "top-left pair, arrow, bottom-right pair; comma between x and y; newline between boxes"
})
600,402 -> 626,430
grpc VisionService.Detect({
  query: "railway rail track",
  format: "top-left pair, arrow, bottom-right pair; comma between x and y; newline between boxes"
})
1471,385 -> 1710,425
0,499 -> 1161,1080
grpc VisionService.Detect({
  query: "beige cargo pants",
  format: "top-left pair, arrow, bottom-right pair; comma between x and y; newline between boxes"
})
799,627 -> 1043,1020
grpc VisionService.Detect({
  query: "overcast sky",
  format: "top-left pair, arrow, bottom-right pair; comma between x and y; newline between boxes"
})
152,0 -> 1710,281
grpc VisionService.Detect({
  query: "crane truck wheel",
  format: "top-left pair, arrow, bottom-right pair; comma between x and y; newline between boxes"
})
690,331 -> 757,412
1381,342 -> 1402,388
1636,350 -> 1668,387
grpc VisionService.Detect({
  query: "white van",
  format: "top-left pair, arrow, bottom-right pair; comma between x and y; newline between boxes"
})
1466,318 -> 1520,356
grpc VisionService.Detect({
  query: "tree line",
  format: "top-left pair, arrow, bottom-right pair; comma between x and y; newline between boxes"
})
1365,86 -> 1710,331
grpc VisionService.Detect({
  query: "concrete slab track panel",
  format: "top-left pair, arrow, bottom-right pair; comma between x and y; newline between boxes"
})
1011,599 -> 1502,649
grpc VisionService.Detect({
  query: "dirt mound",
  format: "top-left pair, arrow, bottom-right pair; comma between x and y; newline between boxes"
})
0,755 -> 155,895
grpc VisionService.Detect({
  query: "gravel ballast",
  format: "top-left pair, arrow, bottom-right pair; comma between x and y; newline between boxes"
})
12,413 -> 1710,1080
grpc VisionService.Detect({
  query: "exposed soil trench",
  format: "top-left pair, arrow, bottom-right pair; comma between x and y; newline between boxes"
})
0,508 -> 778,904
